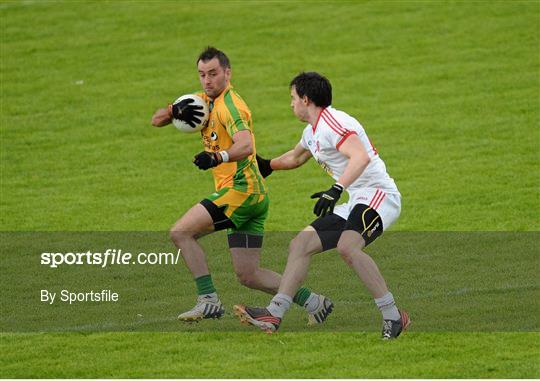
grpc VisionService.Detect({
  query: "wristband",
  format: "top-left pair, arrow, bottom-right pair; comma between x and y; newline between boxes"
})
335,182 -> 345,191
219,151 -> 230,163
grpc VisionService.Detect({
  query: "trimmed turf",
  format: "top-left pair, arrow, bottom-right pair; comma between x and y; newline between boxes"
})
1,332 -> 539,378
1,0 -> 539,378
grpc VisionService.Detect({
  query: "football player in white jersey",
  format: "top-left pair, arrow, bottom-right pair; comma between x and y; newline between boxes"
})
234,72 -> 410,339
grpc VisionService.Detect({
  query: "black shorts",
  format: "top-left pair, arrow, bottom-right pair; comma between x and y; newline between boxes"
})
200,198 -> 235,231
200,199 -> 263,249
310,214 -> 347,252
310,204 -> 384,251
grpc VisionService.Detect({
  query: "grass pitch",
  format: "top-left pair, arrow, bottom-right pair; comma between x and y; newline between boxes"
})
1,0 -> 539,378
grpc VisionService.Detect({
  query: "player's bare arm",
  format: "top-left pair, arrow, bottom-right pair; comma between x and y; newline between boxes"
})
310,132 -> 370,217
226,130 -> 253,161
335,134 -> 370,188
255,143 -> 311,178
271,143 -> 312,170
193,129 -> 254,170
151,107 -> 172,127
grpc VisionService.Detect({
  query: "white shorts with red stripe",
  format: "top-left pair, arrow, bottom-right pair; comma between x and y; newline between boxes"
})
333,188 -> 401,231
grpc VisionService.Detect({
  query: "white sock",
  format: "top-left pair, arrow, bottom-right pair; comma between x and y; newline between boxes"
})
266,293 -> 293,318
303,292 -> 321,313
375,292 -> 400,321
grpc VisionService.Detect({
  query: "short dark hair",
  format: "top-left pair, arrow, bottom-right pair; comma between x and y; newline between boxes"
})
290,72 -> 332,107
197,46 -> 231,69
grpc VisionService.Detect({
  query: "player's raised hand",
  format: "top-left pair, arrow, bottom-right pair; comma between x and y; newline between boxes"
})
193,151 -> 222,170
310,183 -> 344,217
256,155 -> 273,178
171,98 -> 205,128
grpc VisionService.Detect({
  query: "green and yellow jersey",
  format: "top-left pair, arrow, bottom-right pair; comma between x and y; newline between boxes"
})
197,84 -> 266,195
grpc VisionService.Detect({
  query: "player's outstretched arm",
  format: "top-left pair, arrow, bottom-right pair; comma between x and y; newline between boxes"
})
273,143 -> 312,170
258,143 -> 312,177
151,107 -> 173,127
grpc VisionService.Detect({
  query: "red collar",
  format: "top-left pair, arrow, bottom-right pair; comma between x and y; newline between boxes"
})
312,107 -> 326,133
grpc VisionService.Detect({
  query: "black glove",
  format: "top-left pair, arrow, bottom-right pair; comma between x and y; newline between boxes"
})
310,183 -> 344,217
256,154 -> 273,178
171,98 -> 205,128
193,151 -> 222,170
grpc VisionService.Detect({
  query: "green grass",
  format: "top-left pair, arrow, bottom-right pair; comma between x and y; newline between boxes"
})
1,0 -> 539,378
1,232 -> 538,333
2,332 -> 539,378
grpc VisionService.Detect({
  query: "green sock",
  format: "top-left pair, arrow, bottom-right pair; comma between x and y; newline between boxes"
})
195,274 -> 216,295
293,286 -> 311,306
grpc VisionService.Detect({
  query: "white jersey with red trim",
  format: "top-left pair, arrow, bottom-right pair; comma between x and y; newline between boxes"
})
299,106 -> 399,194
